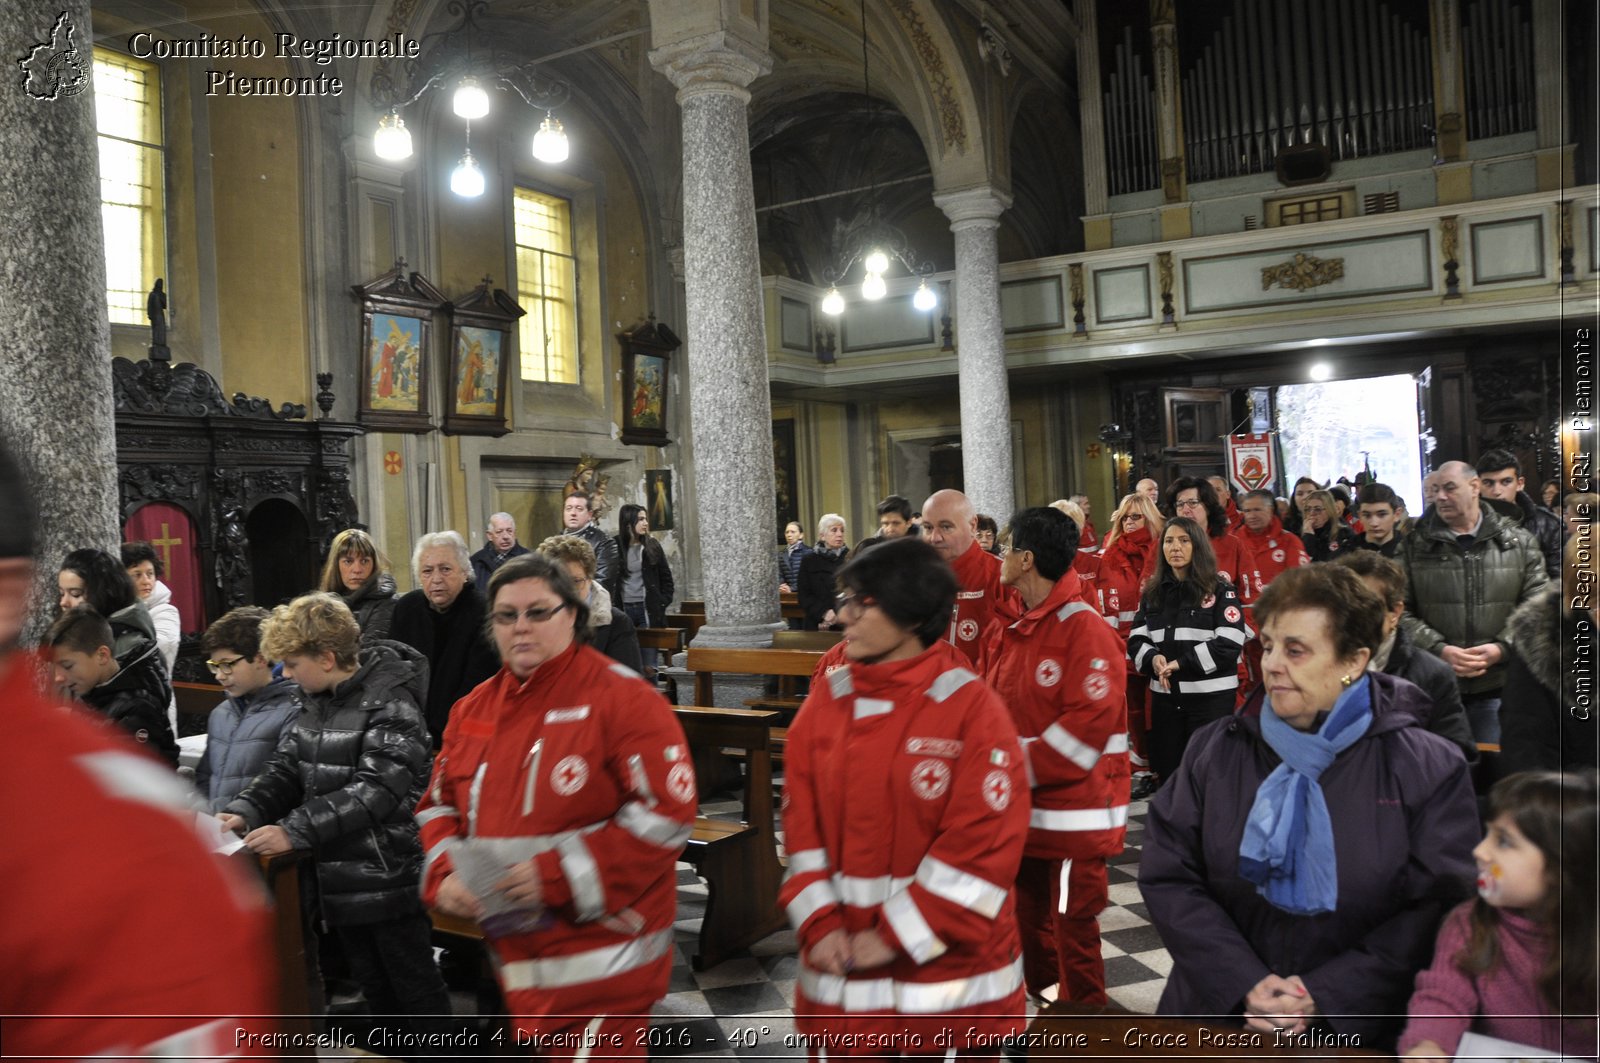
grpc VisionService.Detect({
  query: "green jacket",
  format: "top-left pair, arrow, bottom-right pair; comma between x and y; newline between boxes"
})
1397,503 -> 1548,695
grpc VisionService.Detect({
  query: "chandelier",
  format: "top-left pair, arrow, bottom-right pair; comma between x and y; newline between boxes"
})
369,0 -> 575,195
817,0 -> 937,316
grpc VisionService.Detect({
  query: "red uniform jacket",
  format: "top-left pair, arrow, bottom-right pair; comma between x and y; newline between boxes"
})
1,657 -> 275,1059
1097,528 -> 1154,639
780,647 -> 1029,1050
1237,516 -> 1311,601
416,644 -> 693,1022
979,572 -> 1130,860
947,540 -> 1022,665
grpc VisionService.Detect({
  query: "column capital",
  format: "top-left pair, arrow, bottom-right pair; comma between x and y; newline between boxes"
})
649,32 -> 772,102
933,186 -> 1012,230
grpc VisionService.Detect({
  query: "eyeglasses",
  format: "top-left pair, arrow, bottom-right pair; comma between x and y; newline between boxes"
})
206,655 -> 249,675
833,592 -> 874,617
491,603 -> 567,626
1122,513 -> 1145,523
1174,499 -> 1205,511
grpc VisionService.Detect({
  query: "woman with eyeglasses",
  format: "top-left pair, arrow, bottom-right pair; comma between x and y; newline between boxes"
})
416,553 -> 694,1055
780,537 -> 1030,1055
1096,492 -> 1166,797
1126,516 -> 1249,789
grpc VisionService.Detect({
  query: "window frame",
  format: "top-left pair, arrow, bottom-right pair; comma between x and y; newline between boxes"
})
511,184 -> 581,387
93,46 -> 168,330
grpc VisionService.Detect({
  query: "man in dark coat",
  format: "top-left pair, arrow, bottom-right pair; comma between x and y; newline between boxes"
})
390,531 -> 499,744
1139,673 -> 1478,1050
1475,448 -> 1564,578
469,511 -> 530,591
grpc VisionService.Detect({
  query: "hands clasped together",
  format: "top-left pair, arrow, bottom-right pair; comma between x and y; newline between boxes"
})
1243,973 -> 1317,1036
805,928 -> 896,974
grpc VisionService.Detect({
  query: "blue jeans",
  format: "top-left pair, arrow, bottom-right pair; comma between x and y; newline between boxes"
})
622,601 -> 649,628
1463,693 -> 1503,745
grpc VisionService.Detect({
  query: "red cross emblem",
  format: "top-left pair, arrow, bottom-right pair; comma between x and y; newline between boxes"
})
910,758 -> 951,800
550,754 -> 588,796
383,450 -> 402,475
983,769 -> 1011,812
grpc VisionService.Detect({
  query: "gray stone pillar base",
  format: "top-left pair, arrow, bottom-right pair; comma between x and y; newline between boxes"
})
689,620 -> 788,649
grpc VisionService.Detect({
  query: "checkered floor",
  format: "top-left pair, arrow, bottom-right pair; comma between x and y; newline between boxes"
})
644,796 -> 1169,1059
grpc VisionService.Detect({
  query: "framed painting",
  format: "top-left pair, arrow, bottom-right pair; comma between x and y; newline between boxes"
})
618,318 -> 681,447
773,418 -> 798,542
444,280 -> 524,436
644,468 -> 673,531
351,261 -> 448,433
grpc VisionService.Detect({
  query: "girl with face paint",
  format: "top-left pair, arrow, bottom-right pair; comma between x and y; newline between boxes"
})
1398,771 -> 1598,1062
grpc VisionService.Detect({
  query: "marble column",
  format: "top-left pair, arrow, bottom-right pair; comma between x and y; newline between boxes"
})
934,187 -> 1014,525
649,34 -> 782,647
0,0 -> 120,642
1074,0 -> 1108,218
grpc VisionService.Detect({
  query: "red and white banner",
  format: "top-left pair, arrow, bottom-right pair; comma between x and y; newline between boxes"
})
1227,433 -> 1277,493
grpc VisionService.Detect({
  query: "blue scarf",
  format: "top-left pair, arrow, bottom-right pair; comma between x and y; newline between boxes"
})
1238,675 -> 1373,915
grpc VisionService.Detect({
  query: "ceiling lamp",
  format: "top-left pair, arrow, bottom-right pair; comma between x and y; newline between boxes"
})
450,147 -> 485,197
861,271 -> 887,301
863,249 -> 889,276
821,287 -> 846,316
452,75 -> 490,119
531,113 -> 568,164
373,110 -> 412,161
912,279 -> 937,311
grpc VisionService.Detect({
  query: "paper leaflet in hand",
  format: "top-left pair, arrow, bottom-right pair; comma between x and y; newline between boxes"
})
450,838 -> 555,938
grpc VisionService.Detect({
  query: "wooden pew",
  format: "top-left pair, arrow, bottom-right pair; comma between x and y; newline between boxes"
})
230,848 -> 313,1037
672,705 -> 786,969
686,646 -> 828,708
1025,1000 -> 1393,1060
429,706 -> 785,973
779,591 -> 805,621
665,611 -> 708,641
174,679 -> 224,719
636,626 -> 687,701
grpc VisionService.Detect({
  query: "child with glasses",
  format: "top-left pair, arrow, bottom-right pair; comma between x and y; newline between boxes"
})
195,606 -> 298,811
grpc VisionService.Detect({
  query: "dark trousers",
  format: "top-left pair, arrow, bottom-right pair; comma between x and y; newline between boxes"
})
622,601 -> 649,629
1148,691 -> 1234,781
335,911 -> 455,1045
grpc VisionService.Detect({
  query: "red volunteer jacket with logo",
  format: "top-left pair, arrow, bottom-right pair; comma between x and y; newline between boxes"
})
780,646 -> 1029,1050
1237,516 -> 1311,599
979,571 -> 1130,861
416,643 -> 693,1024
947,540 -> 1022,665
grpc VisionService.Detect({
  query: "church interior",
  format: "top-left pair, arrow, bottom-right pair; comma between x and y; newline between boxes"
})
1,0 -> 1596,1052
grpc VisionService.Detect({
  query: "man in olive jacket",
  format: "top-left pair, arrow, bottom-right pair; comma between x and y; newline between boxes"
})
1398,461 -> 1547,745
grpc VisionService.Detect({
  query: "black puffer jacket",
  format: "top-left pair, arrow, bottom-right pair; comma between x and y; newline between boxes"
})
1378,626 -> 1476,765
1502,490 -> 1565,579
81,638 -> 178,767
1500,585 -> 1598,774
225,640 -> 433,926
342,572 -> 398,644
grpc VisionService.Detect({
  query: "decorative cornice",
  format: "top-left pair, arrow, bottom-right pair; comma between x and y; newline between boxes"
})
648,31 -> 772,101
1260,253 -> 1345,292
885,0 -> 967,152
934,186 -> 1012,229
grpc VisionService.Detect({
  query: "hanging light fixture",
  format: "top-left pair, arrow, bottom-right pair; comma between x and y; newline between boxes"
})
367,1 -> 636,194
816,0 -> 939,318
373,110 -> 413,161
531,112 -> 569,163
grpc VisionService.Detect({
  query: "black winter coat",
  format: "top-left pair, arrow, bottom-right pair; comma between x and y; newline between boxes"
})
1139,674 -> 1479,1050
1300,520 -> 1360,562
1503,490 -> 1565,579
81,639 -> 178,767
1379,626 -> 1477,765
1501,585 -> 1598,774
797,545 -> 846,630
389,583 -> 499,744
342,572 -> 398,644
611,534 -> 675,628
225,641 -> 433,926
470,542 -> 530,592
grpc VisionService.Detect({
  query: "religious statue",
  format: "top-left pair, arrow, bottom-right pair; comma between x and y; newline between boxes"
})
147,279 -> 170,361
562,454 -> 600,501
591,473 -> 611,519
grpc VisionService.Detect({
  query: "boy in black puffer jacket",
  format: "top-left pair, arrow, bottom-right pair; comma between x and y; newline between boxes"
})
220,592 -> 454,1045
47,607 -> 177,767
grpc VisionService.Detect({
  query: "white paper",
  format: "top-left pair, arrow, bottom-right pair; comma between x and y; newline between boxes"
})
1455,1030 -> 1570,1062
194,811 -> 246,855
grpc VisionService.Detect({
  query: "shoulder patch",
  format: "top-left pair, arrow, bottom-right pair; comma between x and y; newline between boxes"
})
925,668 -> 978,703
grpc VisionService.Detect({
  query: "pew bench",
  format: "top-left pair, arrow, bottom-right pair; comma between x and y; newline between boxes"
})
685,646 -> 827,709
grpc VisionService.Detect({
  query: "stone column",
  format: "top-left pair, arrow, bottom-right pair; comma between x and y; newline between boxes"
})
0,0 -> 121,642
649,30 -> 782,647
934,187 -> 1014,524
1075,0 -> 1112,250
1149,0 -> 1186,205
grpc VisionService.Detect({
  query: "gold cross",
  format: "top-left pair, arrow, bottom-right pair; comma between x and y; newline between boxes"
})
149,521 -> 183,575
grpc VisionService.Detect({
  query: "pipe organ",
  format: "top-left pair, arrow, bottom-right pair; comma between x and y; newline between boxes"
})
1462,0 -> 1536,139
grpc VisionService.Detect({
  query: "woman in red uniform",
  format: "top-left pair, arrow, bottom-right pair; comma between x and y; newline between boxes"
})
780,537 -> 1030,1058
1097,492 -> 1164,793
417,553 -> 694,1059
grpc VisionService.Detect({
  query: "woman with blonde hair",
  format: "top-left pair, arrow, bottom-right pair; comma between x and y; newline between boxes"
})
1096,493 -> 1166,796
536,533 -> 644,673
318,529 -> 397,643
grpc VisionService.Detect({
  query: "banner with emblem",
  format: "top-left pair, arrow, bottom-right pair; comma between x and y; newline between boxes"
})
1226,432 -> 1277,493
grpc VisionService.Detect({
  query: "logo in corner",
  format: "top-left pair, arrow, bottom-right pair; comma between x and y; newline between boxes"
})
20,12 -> 90,102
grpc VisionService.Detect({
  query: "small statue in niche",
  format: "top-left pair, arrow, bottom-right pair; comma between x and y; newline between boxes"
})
147,279 -> 170,360
591,473 -> 612,519
562,454 -> 600,502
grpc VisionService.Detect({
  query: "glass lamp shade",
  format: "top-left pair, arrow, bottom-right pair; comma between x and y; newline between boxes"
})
820,286 -> 845,315
863,249 -> 890,276
861,271 -> 887,301
373,112 -> 413,161
453,76 -> 490,120
912,279 -> 938,311
1309,362 -> 1333,381
450,149 -> 485,197
532,114 -> 569,163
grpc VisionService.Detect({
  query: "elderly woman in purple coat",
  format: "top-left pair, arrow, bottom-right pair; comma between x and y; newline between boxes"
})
1138,564 -> 1479,1052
